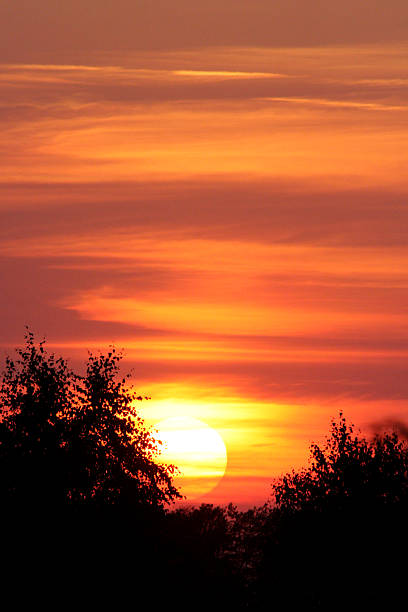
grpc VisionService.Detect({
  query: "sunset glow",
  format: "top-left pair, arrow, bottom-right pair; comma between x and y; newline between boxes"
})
153,416 -> 228,500
1,1 -> 408,507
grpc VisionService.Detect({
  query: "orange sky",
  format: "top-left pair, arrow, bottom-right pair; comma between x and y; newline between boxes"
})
1,3 -> 408,506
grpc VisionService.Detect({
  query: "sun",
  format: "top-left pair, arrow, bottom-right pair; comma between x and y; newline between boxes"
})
153,416 -> 228,500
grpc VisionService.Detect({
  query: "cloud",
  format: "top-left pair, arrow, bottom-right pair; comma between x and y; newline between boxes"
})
1,2 -> 408,62
2,178 -> 408,249
259,97 -> 407,112
1,50 -> 407,193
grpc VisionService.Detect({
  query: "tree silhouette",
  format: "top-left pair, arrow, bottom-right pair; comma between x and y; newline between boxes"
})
252,413 -> 408,610
4,340 -> 408,610
272,411 -> 408,514
160,503 -> 246,607
0,330 -> 181,512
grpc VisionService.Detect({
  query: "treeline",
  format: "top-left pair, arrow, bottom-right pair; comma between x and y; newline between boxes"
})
1,333 -> 408,609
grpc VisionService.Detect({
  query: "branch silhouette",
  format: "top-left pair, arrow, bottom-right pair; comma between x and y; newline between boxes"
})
0,329 -> 181,511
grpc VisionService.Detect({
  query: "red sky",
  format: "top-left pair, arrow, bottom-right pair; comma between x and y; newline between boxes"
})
1,2 -> 408,506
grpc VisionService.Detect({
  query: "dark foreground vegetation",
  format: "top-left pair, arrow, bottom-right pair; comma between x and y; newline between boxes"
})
1,333 -> 408,608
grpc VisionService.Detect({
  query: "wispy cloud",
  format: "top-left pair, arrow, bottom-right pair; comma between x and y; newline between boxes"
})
173,69 -> 285,78
260,96 -> 407,111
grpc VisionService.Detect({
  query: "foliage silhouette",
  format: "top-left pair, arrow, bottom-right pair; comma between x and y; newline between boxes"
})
273,411 -> 408,514
0,330 -> 181,512
253,413 -> 408,610
3,336 -> 408,610
160,504 -> 245,607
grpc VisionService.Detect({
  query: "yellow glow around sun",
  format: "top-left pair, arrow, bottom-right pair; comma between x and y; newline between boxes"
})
154,416 -> 228,500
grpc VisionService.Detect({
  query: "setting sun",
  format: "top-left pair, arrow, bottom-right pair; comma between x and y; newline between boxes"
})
153,416 -> 228,500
